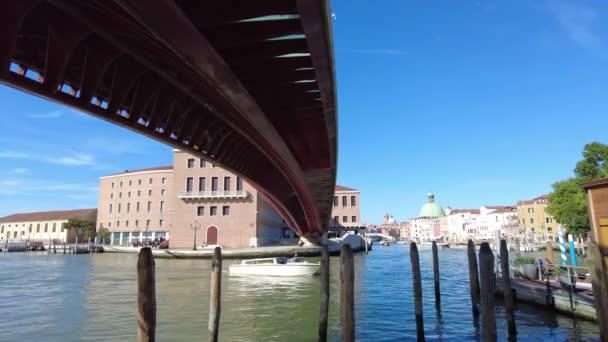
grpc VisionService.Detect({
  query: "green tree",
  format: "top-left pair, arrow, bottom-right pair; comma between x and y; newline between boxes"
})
547,141 -> 608,234
64,218 -> 95,245
547,178 -> 589,234
97,227 -> 111,245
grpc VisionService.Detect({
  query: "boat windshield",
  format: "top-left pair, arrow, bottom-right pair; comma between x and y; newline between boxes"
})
288,257 -> 306,263
276,257 -> 287,264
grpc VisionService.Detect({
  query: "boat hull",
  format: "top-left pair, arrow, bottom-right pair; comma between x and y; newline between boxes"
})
229,264 -> 320,276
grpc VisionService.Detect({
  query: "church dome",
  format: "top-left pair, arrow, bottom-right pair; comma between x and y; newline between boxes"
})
419,192 -> 445,217
387,216 -> 397,224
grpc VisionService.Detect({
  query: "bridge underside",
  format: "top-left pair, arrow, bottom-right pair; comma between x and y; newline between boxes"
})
0,0 -> 337,239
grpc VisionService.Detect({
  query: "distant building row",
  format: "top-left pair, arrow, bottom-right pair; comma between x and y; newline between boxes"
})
370,192 -> 558,243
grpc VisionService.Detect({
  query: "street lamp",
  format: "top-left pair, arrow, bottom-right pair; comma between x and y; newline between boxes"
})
191,220 -> 202,251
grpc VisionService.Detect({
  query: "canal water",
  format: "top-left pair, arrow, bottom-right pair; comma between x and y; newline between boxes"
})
0,245 -> 599,341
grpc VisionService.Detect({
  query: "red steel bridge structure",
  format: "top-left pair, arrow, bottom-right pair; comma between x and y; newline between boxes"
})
0,0 -> 337,241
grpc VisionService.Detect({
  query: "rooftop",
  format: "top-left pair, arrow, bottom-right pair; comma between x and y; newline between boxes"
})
0,208 -> 97,223
103,166 -> 174,177
335,185 -> 358,192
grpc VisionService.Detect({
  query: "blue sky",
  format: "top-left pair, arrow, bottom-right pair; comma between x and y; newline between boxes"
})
0,0 -> 607,224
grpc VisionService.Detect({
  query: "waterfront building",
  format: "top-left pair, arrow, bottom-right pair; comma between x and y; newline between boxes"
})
0,208 -> 97,243
98,150 -> 360,249
477,205 -> 517,241
516,195 -> 557,242
330,185 -> 362,228
445,209 -> 480,242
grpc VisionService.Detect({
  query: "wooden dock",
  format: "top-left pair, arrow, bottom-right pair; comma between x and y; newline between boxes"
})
496,277 -> 597,321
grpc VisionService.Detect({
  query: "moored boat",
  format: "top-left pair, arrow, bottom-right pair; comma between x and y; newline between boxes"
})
229,257 -> 320,276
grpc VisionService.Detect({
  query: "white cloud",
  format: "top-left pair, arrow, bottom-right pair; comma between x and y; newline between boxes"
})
26,110 -> 64,119
548,1 -> 600,48
12,168 -> 29,174
45,153 -> 96,166
0,177 -> 97,194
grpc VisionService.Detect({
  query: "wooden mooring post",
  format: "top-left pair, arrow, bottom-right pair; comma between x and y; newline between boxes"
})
137,247 -> 156,342
432,241 -> 441,306
318,245 -> 330,342
410,242 -> 425,341
546,240 -> 554,264
340,244 -> 355,342
208,247 -> 222,342
500,239 -> 517,338
479,242 -> 497,342
467,240 -> 480,317
515,238 -> 521,257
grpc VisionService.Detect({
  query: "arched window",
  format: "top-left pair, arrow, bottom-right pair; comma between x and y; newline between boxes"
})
44,223 -> 48,232
52,223 -> 56,232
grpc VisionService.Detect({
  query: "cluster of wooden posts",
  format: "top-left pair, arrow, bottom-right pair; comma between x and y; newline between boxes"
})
135,244 -> 355,342
135,239 -> 520,342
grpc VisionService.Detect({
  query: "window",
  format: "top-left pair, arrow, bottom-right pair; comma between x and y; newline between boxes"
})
117,221 -> 120,227
160,201 -> 165,212
334,216 -> 339,222
135,220 -> 139,227
44,223 -> 48,232
528,208 -> 534,213
1,225 -> 3,234
210,206 -> 217,216
125,220 -> 129,227
138,179 -> 141,185
28,224 -> 32,233
236,177 -> 243,191
222,206 -> 230,216
137,190 -> 141,197
108,222 -> 111,227
109,204 -> 113,214
136,202 -> 140,212
162,177 -> 166,184
119,192 -> 122,199
495,216 -> 499,222
187,158 -> 195,168
159,219 -> 164,227
161,189 -> 166,196
186,177 -> 193,192
200,159 -> 206,168
112,182 -> 114,188
530,218 -> 534,224
211,177 -> 218,191
342,196 -> 347,206
199,177 -> 206,191
61,223 -> 65,232
36,223 -> 40,233
351,196 -> 356,207
547,227 -> 552,232
118,203 -> 121,213
128,191 -> 131,198
146,219 -> 150,227
224,177 -> 231,191
197,206 -> 205,216
148,189 -> 152,196
129,180 -> 132,186
110,193 -> 113,199
147,201 -> 151,212
149,178 -> 152,184
52,223 -> 56,232
333,196 -> 338,206
342,216 -> 348,222
352,216 -> 357,222
127,203 -> 130,213
546,217 -> 553,223
120,181 -> 123,187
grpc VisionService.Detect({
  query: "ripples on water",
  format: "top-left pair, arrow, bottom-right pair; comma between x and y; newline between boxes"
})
0,246 -> 599,341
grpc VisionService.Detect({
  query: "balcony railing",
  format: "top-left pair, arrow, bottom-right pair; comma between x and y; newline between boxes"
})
177,190 -> 248,199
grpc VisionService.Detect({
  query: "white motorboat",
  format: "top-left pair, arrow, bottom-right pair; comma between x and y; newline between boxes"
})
229,257 -> 320,276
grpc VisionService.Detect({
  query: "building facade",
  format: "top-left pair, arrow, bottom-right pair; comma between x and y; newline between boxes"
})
0,208 -> 97,243
330,185 -> 362,228
517,195 -> 557,242
98,150 -> 358,249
